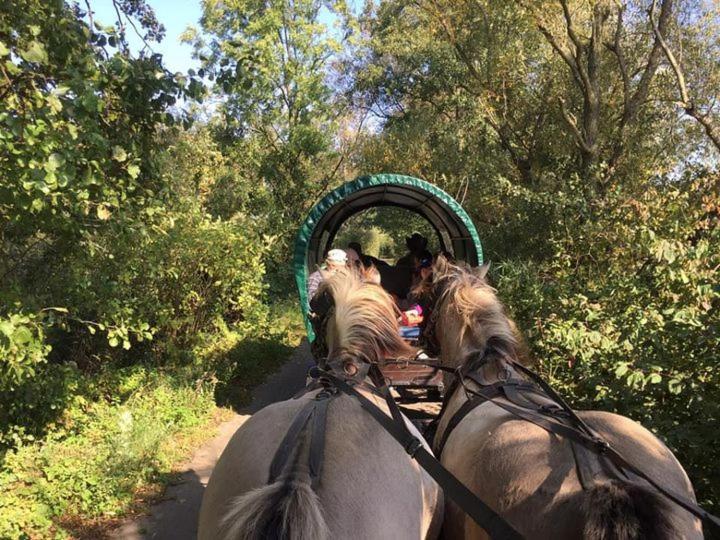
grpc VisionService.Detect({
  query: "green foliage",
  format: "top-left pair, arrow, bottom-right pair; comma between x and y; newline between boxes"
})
54,207 -> 270,355
191,0 -> 357,294
0,364 -> 216,539
335,207 -> 439,260
0,311 -> 50,389
349,0 -> 720,515
2,0 -> 720,534
0,297 -> 300,537
0,0 -> 203,372
495,171 -> 720,511
0,1 -> 188,245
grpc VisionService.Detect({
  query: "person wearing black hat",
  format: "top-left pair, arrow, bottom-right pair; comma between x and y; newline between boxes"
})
396,232 -> 428,268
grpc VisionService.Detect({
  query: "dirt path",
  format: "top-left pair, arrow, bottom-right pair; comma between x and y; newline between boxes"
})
110,342 -> 314,539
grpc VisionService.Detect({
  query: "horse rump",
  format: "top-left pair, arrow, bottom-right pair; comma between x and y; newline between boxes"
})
581,480 -> 676,540
221,475 -> 329,540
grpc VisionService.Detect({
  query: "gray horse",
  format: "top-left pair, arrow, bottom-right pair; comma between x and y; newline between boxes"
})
198,270 -> 443,539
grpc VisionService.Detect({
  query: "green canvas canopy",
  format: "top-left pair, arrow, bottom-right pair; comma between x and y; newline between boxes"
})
294,173 -> 484,339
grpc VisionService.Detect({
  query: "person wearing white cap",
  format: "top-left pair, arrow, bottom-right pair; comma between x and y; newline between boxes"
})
307,249 -> 348,300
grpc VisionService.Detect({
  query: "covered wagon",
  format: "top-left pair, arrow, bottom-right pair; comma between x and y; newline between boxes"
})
294,173 -> 483,397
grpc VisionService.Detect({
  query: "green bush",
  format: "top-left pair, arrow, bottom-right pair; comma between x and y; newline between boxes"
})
0,311 -> 50,389
55,208 -> 271,354
0,365 -> 216,539
497,172 -> 720,511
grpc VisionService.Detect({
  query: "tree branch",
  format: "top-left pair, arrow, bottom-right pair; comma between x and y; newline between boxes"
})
560,0 -> 592,91
650,0 -> 720,152
537,23 -> 583,89
559,97 -> 592,154
605,3 -> 629,112
649,0 -> 688,105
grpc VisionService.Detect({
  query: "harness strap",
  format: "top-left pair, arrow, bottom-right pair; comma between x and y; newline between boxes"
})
320,370 -> 524,540
369,364 -> 405,425
389,353 -> 720,530
309,390 -> 331,488
510,361 -> 596,438
468,388 -> 612,455
268,399 -> 317,483
502,382 -> 555,412
602,443 -> 720,529
570,441 -> 631,492
454,377 -> 720,530
435,382 -> 504,456
269,388 -> 335,488
505,365 -> 720,528
292,378 -> 322,399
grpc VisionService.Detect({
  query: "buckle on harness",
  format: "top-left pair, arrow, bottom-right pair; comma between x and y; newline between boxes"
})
404,437 -> 423,458
308,365 -> 323,380
593,437 -> 610,453
539,404 -> 562,415
315,387 -> 336,400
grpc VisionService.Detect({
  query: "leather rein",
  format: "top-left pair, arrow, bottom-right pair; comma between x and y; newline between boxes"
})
293,278 -> 719,536
272,356 -> 524,540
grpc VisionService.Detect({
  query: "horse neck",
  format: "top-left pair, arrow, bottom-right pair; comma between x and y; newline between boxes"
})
440,303 -> 519,381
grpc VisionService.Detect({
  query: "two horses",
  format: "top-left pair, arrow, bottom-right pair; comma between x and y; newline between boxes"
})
200,259 -> 703,539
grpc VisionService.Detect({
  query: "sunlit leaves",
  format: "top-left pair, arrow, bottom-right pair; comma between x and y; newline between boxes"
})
127,164 -> 140,179
112,146 -> 128,162
0,313 -> 51,388
495,171 -> 719,510
19,40 -> 47,64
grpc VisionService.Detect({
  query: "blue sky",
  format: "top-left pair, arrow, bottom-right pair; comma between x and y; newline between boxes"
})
90,0 -> 204,73
88,1 -> 355,75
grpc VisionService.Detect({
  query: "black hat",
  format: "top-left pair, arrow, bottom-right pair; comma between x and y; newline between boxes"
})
406,232 -> 428,251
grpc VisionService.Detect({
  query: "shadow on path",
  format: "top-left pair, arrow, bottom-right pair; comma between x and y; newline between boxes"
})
238,340 -> 312,415
109,341 -> 314,539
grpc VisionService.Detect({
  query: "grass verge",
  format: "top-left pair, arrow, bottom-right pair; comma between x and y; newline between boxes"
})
0,300 -> 306,539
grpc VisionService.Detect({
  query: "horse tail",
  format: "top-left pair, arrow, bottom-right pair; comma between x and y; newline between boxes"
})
581,480 -> 676,540
220,474 -> 329,540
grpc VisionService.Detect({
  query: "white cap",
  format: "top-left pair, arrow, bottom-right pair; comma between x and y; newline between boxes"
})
326,249 -> 348,264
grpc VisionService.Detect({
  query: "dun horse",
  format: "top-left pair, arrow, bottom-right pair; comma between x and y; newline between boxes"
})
426,258 -> 702,539
198,269 -> 443,540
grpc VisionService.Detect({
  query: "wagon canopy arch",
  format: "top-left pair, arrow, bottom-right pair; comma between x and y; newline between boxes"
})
294,174 -> 484,338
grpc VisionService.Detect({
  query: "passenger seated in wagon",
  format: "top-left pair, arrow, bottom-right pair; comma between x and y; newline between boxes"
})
307,248 -> 349,300
397,250 -> 434,340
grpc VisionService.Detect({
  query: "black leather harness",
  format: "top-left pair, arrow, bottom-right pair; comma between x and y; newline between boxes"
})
269,358 -> 524,540
287,280 -> 719,536
430,346 -> 720,532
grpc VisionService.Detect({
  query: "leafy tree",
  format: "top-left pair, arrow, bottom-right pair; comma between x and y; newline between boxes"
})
351,0 -> 719,192
1,1 -> 184,381
191,0 -> 354,235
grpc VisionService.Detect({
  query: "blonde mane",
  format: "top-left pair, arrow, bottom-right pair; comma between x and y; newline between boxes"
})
431,259 -> 527,364
319,269 -> 415,365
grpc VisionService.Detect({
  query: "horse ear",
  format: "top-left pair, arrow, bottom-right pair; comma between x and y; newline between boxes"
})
434,254 -> 450,276
475,262 -> 491,280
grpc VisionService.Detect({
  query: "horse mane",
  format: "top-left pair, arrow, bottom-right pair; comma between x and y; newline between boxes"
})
432,258 -> 529,365
320,269 -> 415,365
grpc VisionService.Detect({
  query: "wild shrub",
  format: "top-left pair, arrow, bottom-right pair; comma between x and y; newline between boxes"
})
0,365 -> 216,539
497,171 -> 720,510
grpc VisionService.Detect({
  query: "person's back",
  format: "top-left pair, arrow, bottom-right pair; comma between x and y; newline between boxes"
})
396,232 -> 427,268
307,249 -> 348,300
